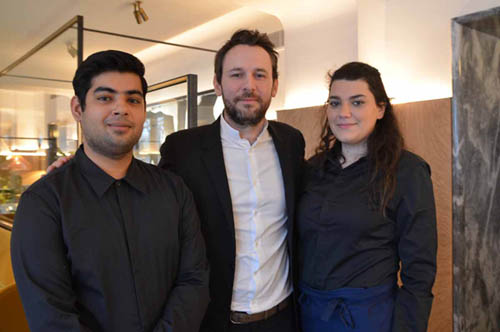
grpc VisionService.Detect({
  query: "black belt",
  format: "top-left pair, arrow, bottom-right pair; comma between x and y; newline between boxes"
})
230,296 -> 290,324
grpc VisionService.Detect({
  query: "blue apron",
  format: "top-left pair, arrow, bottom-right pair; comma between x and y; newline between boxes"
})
298,281 -> 396,332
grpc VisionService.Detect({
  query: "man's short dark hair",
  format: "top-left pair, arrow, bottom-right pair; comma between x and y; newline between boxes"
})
214,29 -> 279,84
73,50 -> 148,110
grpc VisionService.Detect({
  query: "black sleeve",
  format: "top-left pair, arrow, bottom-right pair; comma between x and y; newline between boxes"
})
153,180 -> 210,332
298,133 -> 306,193
10,190 -> 93,332
158,134 -> 177,171
392,162 -> 437,332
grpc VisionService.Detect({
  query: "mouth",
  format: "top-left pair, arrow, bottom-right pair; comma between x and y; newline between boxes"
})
238,97 -> 258,103
336,123 -> 356,129
237,93 -> 260,102
107,122 -> 132,131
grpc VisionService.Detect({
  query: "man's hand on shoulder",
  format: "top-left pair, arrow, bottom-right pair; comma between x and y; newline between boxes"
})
46,155 -> 74,174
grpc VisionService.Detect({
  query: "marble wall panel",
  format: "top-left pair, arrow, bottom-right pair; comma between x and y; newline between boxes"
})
452,6 -> 500,332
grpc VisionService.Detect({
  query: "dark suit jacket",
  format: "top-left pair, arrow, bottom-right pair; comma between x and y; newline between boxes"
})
158,118 -> 305,332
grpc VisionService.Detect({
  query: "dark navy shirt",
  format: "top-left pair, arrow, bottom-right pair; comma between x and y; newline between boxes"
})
297,149 -> 437,332
11,146 -> 209,332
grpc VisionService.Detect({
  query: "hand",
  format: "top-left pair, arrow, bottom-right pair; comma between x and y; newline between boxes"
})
46,155 -> 74,173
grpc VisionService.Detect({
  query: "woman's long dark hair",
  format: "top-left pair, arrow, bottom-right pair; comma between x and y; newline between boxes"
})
316,62 -> 404,212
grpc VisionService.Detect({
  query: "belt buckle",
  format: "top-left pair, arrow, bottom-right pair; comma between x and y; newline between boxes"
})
230,312 -> 247,325
230,317 -> 244,325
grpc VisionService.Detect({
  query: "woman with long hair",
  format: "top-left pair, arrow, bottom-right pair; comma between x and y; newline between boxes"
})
297,62 -> 437,332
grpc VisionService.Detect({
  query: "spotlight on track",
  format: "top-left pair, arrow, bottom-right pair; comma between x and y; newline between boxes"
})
133,1 -> 149,24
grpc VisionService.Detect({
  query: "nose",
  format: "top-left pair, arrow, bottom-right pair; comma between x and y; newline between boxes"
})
113,95 -> 130,115
242,75 -> 256,92
338,103 -> 351,117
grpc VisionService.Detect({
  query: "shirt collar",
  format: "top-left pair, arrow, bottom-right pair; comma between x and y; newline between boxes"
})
220,113 -> 270,146
75,145 -> 147,197
123,158 -> 148,194
325,142 -> 369,174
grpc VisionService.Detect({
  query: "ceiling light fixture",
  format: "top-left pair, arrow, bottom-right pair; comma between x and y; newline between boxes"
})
66,41 -> 77,58
133,1 -> 149,24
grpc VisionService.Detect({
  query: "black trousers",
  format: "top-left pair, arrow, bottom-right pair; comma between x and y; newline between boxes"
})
228,304 -> 297,332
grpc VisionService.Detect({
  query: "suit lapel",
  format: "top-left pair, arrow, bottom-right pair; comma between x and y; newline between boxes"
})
201,119 -> 235,235
268,122 -> 295,238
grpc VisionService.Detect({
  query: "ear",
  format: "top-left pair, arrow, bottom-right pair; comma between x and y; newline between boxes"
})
271,78 -> 279,97
213,75 -> 222,96
377,102 -> 386,119
71,96 -> 83,122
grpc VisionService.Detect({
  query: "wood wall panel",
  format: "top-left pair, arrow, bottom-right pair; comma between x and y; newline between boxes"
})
277,98 -> 452,332
0,227 -> 14,288
394,98 -> 452,332
277,105 -> 325,159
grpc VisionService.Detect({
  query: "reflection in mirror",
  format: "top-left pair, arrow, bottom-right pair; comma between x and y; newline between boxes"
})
135,84 -> 217,165
0,19 -> 80,217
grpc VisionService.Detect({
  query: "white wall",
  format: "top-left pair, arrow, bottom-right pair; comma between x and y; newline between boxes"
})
282,13 -> 358,109
358,0 -> 500,103
243,0 -> 358,111
245,0 -> 499,109
135,8 -> 284,105
136,1 -> 360,118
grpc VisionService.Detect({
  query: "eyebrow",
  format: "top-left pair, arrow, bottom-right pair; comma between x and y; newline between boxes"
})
93,86 -> 144,97
227,67 -> 269,73
328,94 -> 366,100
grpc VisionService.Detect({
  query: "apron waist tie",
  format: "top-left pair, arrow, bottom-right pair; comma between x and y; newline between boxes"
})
321,298 -> 355,329
298,281 -> 396,330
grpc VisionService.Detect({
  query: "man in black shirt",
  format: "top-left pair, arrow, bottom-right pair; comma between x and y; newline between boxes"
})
11,50 -> 209,332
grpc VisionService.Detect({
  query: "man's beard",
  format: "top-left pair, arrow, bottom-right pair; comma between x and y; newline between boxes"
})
82,117 -> 143,160
85,134 -> 139,160
222,91 -> 270,126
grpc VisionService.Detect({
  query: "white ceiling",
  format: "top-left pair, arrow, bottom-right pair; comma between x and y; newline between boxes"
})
0,0 -> 292,92
0,0 -> 243,67
0,0 -> 243,90
0,0 -> 351,92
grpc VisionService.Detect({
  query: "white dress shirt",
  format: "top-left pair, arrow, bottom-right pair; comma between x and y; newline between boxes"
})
220,114 -> 292,314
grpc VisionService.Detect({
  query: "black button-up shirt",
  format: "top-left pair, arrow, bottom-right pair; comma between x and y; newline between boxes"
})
11,146 -> 209,332
297,149 -> 437,332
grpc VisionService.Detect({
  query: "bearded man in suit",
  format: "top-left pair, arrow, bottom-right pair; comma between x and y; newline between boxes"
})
158,29 -> 304,332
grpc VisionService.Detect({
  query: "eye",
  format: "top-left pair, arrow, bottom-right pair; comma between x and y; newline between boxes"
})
352,100 -> 364,106
96,95 -> 112,102
128,97 -> 143,104
230,72 -> 242,78
328,100 -> 340,107
255,72 -> 267,79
